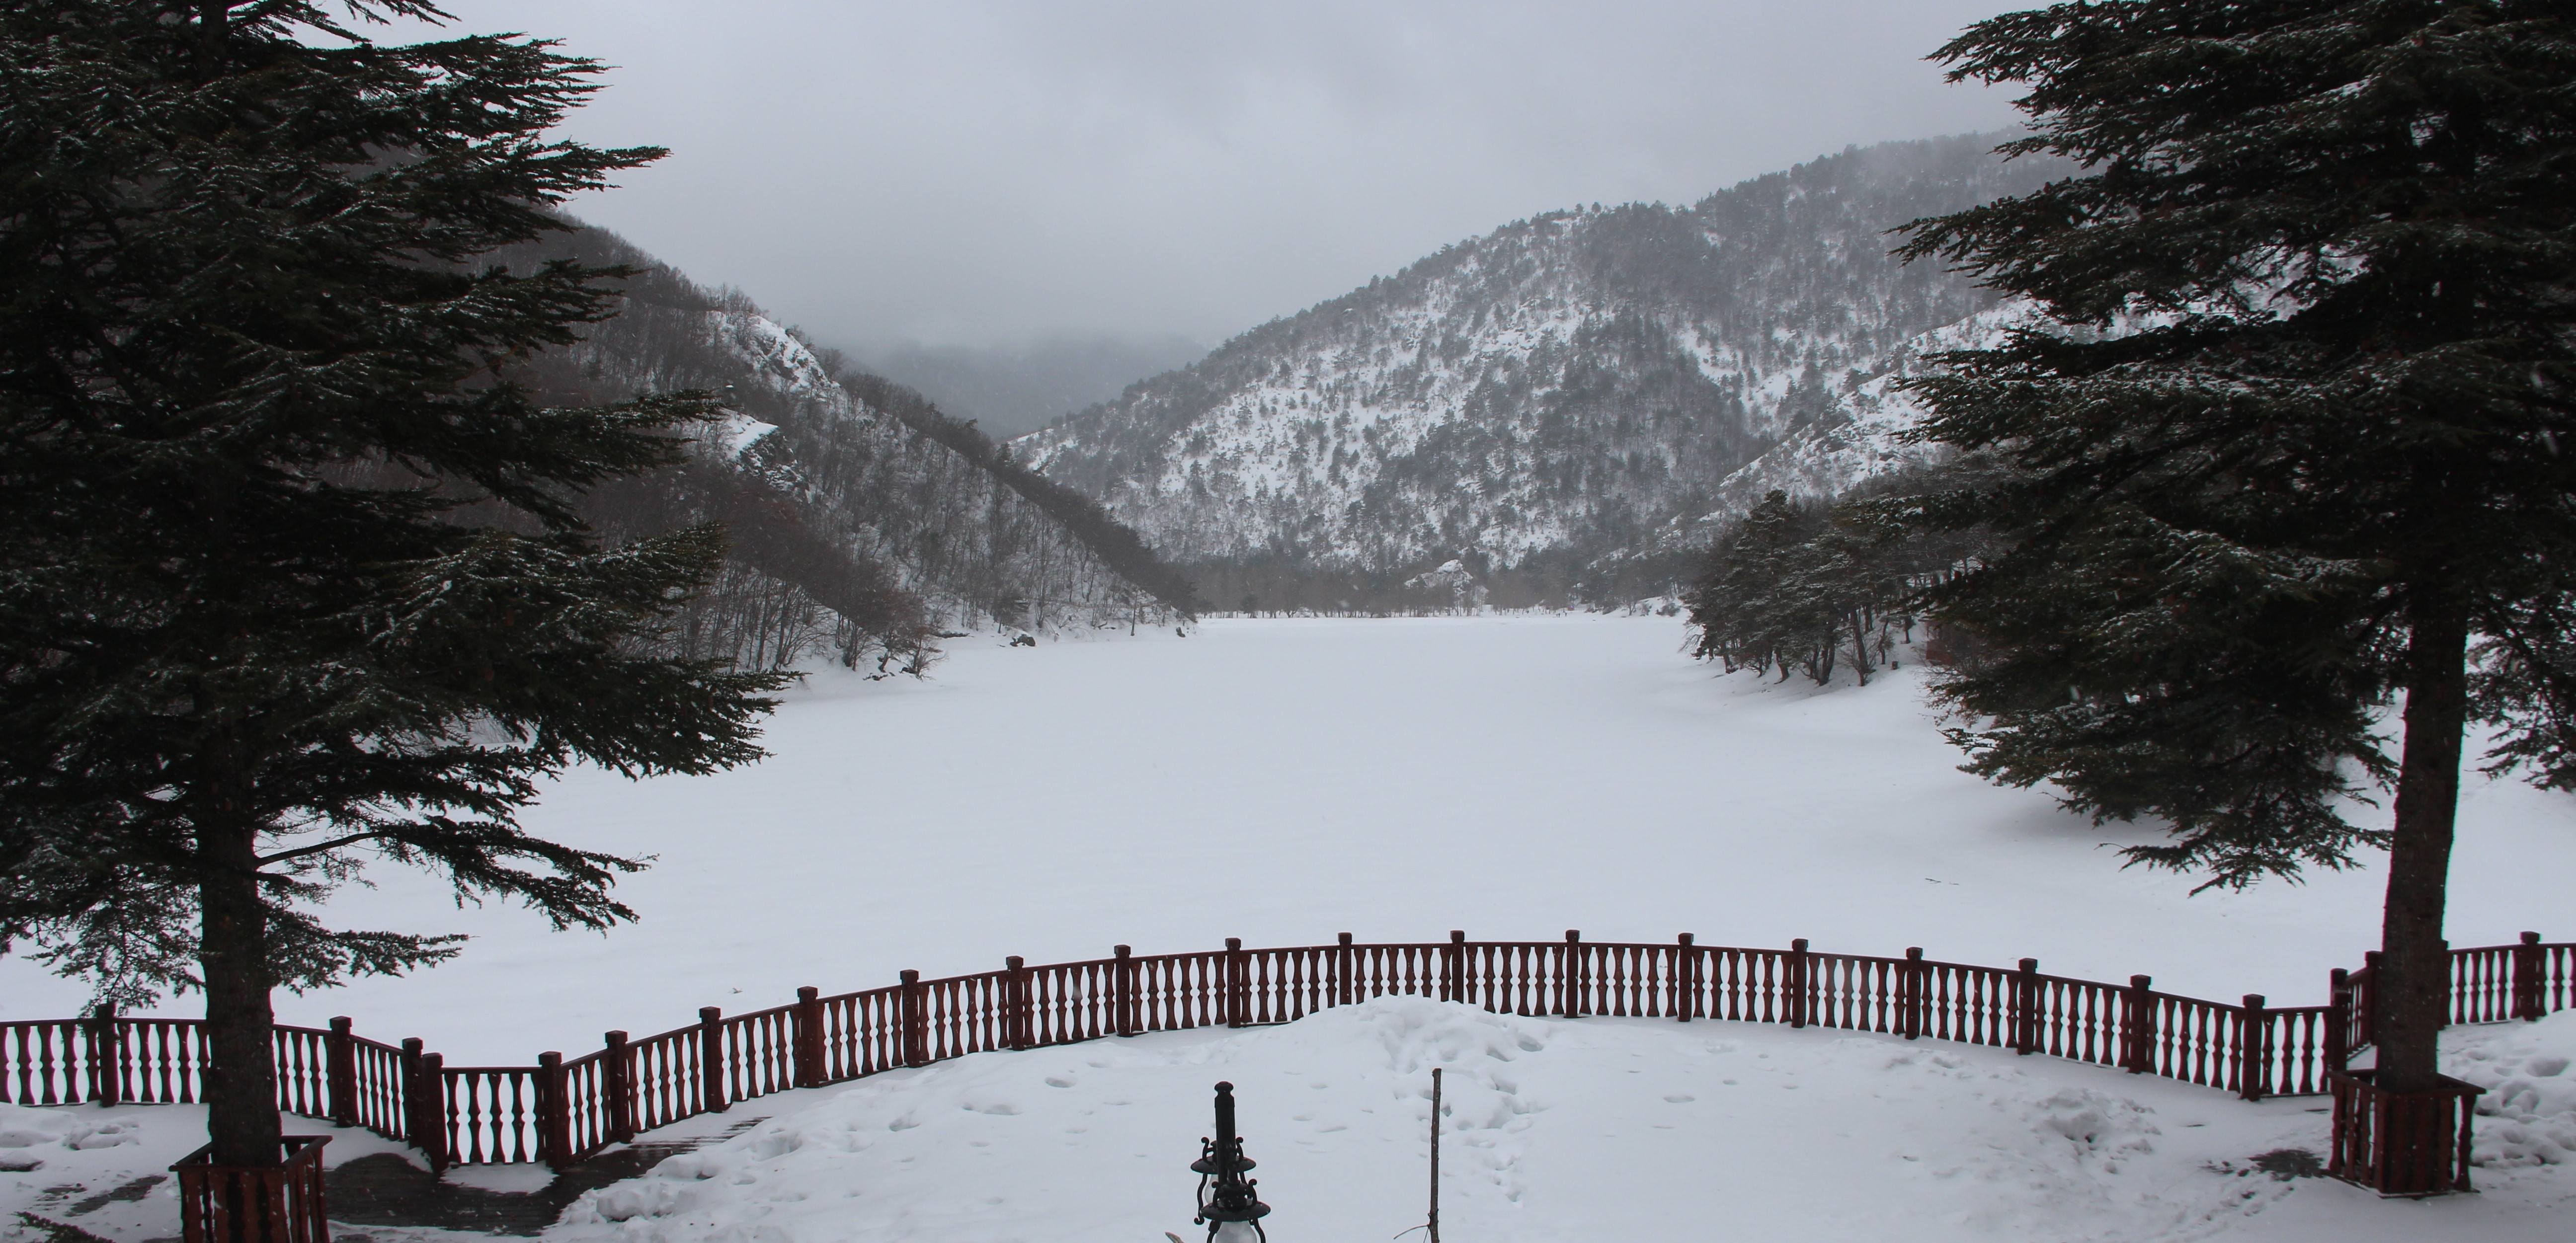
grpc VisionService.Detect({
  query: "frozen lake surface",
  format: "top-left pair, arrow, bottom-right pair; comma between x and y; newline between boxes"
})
4,615 -> 2567,1065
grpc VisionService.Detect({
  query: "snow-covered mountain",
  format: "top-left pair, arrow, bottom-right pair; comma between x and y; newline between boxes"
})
1677,300 -> 2044,520
491,228 -> 1198,670
1019,133 -> 2061,608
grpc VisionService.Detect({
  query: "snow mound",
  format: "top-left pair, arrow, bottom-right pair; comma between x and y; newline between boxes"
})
0,1103 -> 140,1151
2450,1009 -> 2576,1167
541,999 -> 2348,1243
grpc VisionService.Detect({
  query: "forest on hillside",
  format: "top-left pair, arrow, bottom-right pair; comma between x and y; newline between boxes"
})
477,227 -> 1202,672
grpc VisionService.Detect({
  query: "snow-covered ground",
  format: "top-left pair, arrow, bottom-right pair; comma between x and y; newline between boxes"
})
7,1005 -> 2574,1243
550,1002 -> 2576,1243
2,615 -> 2570,1240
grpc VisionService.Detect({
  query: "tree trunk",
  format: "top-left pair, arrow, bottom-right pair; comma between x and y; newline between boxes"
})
2373,595 -> 2468,1093
199,815 -> 282,1167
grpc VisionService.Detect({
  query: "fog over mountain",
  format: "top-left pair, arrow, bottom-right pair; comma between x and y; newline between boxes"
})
344,5 -> 2039,614
850,335 -> 1209,439
384,1 -> 2019,352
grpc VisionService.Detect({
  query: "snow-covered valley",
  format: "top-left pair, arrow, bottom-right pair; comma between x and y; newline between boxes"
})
4,616 -> 2571,1241
7,615 -> 2565,1055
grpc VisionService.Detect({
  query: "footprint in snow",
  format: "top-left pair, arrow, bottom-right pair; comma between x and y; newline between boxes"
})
1663,1093 -> 1695,1103
1043,1076 -> 1076,1088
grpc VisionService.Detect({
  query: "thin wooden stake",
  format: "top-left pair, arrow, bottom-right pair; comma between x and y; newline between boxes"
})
1395,1067 -> 1443,1242
1428,1066 -> 1441,1243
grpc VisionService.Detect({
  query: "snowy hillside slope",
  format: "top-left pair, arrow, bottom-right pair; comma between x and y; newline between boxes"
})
1593,300 -> 2054,566
1020,133 -> 2062,603
488,228 -> 1195,663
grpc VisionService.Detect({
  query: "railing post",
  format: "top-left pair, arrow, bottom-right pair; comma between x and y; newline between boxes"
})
2327,1072 -> 2359,1181
2515,932 -> 2545,1021
1674,933 -> 1695,1022
1336,933 -> 1354,1007
2012,959 -> 2040,1055
2455,1086 -> 2480,1193
1788,938 -> 1810,1029
604,1030 -> 635,1144
1446,930 -> 1466,1004
698,1007 -> 729,1114
2239,996 -> 2269,1101
900,970 -> 928,1067
415,1050 -> 448,1172
327,1018 -> 357,1128
1562,930 -> 1583,1018
793,986 -> 825,1088
1113,945 -> 1136,1036
85,1002 -> 118,1106
538,1051 -> 570,1171
2125,975 -> 2156,1074
2436,937 -> 2452,1028
2325,969 -> 2352,1073
399,1038 -> 424,1144
1006,956 -> 1032,1051
2358,950 -> 2381,1050
1902,948 -> 1926,1040
1227,937 -> 1249,1028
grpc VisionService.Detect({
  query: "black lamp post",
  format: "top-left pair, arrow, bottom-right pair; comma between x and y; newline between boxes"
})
1190,1081 -> 1271,1243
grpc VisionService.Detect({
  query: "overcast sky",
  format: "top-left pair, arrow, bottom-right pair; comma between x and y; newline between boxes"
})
396,1 -> 2024,353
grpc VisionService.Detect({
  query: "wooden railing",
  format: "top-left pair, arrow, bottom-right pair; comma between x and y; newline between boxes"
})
4,931 -> 2564,1169
172,1135 -> 330,1243
2329,1070 -> 2485,1195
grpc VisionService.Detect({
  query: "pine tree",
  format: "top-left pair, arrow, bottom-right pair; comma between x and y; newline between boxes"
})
1688,484 -> 1938,687
0,2 -> 792,1165
1689,491 -> 1834,681
1894,0 -> 2576,1093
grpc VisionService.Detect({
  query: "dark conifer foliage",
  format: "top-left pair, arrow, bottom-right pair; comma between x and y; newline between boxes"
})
0,1 -> 791,1165
1687,468 -> 2000,686
1893,0 -> 2576,1092
1690,492 -> 1879,685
